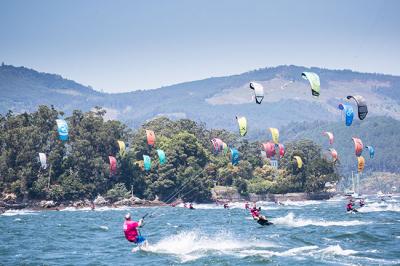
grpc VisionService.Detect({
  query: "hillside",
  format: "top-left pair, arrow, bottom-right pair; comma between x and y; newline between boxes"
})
1,64 -> 400,135
280,116 -> 400,175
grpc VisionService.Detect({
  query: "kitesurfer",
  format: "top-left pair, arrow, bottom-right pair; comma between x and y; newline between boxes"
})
346,201 -> 357,213
123,213 -> 146,245
359,199 -> 365,207
250,206 -> 270,225
223,203 -> 229,209
189,203 -> 195,209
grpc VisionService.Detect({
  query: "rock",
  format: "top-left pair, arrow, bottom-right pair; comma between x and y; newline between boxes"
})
39,200 -> 57,208
2,193 -> 17,202
114,198 -> 132,206
151,196 -> 163,204
72,200 -> 85,208
93,195 -> 109,206
83,199 -> 92,206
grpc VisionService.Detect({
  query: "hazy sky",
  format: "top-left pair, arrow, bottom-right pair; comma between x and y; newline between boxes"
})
1,0 -> 399,93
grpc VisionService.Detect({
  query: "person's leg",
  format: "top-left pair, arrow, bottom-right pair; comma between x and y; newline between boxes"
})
135,235 -> 146,244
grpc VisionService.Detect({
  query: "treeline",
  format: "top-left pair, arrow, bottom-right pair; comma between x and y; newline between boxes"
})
0,106 -> 339,203
280,116 -> 400,175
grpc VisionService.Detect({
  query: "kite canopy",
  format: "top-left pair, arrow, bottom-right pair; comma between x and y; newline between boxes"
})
146,130 -> 156,146
211,138 -> 224,154
38,153 -> 47,169
236,116 -> 247,136
56,119 -> 69,141
278,143 -> 285,158
269,128 -> 279,144
109,156 -> 117,175
230,148 -> 240,166
357,156 -> 365,173
347,95 -> 368,120
249,82 -> 264,104
329,148 -> 338,162
262,142 -> 276,158
157,149 -> 166,165
143,155 -> 151,171
222,142 -> 229,156
322,131 -> 334,145
301,72 -> 320,97
352,137 -> 363,157
117,140 -> 126,156
365,146 -> 375,159
338,103 -> 354,126
293,156 -> 303,169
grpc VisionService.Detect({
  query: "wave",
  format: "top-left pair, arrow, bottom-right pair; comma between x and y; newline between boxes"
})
358,203 -> 400,213
272,212 -> 371,227
279,200 -> 323,207
234,245 -> 358,259
317,244 -> 358,256
142,230 -> 275,262
1,209 -> 38,216
59,206 -> 132,212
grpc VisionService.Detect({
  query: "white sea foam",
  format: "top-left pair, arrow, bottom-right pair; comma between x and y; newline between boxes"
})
272,212 -> 371,227
143,230 -> 275,262
1,209 -> 38,216
236,245 -> 318,258
318,244 -> 358,256
358,203 -> 400,213
59,206 -> 131,212
236,244 -> 358,259
279,200 -> 323,207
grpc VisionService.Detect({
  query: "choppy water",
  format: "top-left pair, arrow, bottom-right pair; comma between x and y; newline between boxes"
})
1,196 -> 400,265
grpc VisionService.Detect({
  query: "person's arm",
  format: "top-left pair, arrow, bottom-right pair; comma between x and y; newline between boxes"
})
138,218 -> 144,227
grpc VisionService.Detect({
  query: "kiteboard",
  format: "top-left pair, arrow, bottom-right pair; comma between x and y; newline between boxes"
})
131,240 -> 149,253
257,219 -> 273,226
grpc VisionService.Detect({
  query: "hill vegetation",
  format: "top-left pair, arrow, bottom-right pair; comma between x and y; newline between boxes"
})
1,63 -> 400,135
0,106 -> 339,203
281,116 -> 400,175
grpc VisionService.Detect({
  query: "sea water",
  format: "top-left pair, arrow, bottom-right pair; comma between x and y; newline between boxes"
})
1,197 -> 400,265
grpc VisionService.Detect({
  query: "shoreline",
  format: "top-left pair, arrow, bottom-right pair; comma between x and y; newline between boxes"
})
0,198 -> 168,213
1,192 -> 338,213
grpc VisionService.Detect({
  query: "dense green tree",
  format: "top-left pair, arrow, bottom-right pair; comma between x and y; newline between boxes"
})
0,106 -> 341,203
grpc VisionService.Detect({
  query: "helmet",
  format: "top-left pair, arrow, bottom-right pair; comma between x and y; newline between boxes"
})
125,213 -> 131,220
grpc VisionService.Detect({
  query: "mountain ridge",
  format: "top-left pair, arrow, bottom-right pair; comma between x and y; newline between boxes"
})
1,63 -> 399,133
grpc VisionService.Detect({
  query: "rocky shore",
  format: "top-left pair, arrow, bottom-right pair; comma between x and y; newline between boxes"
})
0,195 -> 166,214
1,191 -> 336,214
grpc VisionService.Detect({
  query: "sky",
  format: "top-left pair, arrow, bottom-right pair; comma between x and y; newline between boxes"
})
0,0 -> 399,93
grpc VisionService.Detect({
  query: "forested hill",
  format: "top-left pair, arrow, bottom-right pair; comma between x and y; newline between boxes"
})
0,106 -> 339,203
0,64 -> 101,113
280,116 -> 400,174
1,63 -> 400,135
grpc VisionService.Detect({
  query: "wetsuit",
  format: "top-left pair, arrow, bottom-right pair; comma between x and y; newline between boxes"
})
347,203 -> 357,212
251,208 -> 270,225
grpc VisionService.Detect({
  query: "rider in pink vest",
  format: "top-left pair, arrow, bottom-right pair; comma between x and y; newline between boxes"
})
123,213 -> 145,244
